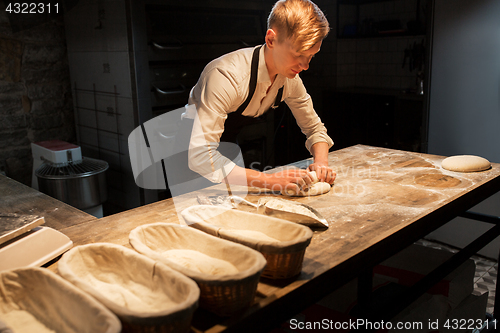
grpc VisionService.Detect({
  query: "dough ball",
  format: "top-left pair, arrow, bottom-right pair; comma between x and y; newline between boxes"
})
283,169 -> 332,196
308,171 -> 319,183
441,155 -> 491,172
284,181 -> 331,197
304,182 -> 331,196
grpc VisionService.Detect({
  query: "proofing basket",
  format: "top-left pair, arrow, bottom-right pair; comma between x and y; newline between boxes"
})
0,267 -> 121,333
129,223 -> 267,316
181,205 -> 313,279
58,243 -> 200,333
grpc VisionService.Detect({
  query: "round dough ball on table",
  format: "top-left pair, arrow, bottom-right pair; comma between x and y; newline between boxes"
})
284,171 -> 332,197
441,155 -> 491,172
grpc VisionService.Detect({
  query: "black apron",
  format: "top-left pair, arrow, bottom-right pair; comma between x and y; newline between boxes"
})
220,45 -> 283,143
164,45 -> 283,195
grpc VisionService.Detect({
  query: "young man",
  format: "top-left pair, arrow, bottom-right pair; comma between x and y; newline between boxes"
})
176,0 -> 335,195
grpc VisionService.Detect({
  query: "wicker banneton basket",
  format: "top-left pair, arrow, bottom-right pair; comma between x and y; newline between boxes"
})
129,223 -> 267,317
181,205 -> 313,279
58,243 -> 199,333
0,267 -> 121,333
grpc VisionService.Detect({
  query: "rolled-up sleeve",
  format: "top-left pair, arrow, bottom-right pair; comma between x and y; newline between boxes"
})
284,76 -> 334,153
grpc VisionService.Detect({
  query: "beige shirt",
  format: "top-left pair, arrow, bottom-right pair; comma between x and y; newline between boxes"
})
184,45 -> 333,183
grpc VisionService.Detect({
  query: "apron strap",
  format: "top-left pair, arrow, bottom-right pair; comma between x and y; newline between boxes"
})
271,86 -> 283,109
235,45 -> 262,114
221,45 -> 284,143
236,45 -> 284,113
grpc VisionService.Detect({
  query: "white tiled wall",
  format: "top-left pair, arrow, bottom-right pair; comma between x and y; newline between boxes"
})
67,52 -> 133,99
64,0 -> 129,53
64,0 -> 150,212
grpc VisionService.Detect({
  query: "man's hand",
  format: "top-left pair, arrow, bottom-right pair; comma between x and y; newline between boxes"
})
268,168 -> 317,195
307,162 -> 336,184
225,166 -> 316,195
309,142 -> 336,184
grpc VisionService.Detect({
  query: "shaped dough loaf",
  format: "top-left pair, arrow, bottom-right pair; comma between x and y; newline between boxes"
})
284,171 -> 331,197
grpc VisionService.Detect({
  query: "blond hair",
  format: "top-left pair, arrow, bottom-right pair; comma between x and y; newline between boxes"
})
267,0 -> 329,52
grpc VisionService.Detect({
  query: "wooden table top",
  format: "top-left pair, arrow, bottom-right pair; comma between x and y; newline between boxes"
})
0,174 -> 96,230
49,145 -> 500,332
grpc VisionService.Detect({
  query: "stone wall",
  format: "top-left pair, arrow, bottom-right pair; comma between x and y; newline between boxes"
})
0,3 -> 75,185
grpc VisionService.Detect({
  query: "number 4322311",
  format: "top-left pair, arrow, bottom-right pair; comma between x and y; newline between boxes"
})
5,3 -> 59,14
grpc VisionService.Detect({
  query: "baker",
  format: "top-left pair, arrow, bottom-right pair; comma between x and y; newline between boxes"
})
168,0 -> 336,196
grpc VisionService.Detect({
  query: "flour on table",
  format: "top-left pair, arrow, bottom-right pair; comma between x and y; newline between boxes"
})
264,198 -> 319,220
